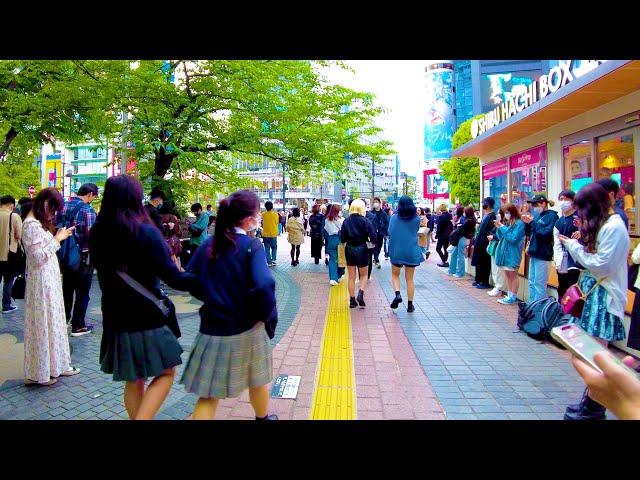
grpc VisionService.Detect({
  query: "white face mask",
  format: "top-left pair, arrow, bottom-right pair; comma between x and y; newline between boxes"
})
532,206 -> 543,215
504,213 -> 511,221
373,202 -> 380,210
559,200 -> 573,213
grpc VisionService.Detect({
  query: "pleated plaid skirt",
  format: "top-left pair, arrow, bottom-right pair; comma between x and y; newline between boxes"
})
180,322 -> 273,399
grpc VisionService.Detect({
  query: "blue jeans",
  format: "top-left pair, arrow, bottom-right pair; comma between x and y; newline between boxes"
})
278,224 -> 283,235
326,235 -> 340,281
263,237 -> 277,264
528,257 -> 550,302
0,262 -> 16,310
448,237 -> 468,276
383,236 -> 389,258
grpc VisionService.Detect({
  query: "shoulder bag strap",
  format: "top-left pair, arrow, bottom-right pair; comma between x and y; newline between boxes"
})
117,271 -> 170,316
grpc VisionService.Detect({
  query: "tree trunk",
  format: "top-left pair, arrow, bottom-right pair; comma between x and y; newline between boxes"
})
0,127 -> 18,161
154,148 -> 176,177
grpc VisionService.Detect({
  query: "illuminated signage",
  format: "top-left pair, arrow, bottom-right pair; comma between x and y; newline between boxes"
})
471,60 -> 608,139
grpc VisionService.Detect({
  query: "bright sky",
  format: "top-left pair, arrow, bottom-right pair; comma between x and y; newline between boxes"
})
322,60 -> 428,177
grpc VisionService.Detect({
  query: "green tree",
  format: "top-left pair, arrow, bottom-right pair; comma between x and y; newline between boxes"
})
0,152 -> 39,199
440,115 -> 482,206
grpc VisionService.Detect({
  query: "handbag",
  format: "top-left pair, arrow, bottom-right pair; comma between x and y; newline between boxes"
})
418,226 -> 428,235
11,274 -> 26,300
560,272 -> 604,317
558,250 -> 569,274
486,239 -> 498,257
7,213 -> 26,276
337,243 -> 347,268
117,271 -> 181,338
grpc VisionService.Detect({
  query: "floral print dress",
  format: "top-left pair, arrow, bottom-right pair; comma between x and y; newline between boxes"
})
22,217 -> 71,383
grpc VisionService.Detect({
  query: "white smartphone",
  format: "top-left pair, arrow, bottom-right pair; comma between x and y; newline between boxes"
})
551,324 -> 638,375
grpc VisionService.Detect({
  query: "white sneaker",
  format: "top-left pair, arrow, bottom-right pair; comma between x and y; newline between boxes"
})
487,288 -> 501,297
338,275 -> 345,283
329,280 -> 338,286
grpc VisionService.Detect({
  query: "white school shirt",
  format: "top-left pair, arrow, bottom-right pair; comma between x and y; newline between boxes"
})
564,214 -> 630,320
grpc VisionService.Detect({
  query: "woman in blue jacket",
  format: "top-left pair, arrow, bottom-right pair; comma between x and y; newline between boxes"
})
181,190 -> 278,420
494,203 -> 526,305
522,195 -> 559,301
388,196 -> 424,312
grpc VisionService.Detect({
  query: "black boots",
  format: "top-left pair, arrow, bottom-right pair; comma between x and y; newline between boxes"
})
564,388 -> 606,420
350,297 -> 358,308
356,290 -> 366,307
407,301 -> 415,313
390,291 -> 403,309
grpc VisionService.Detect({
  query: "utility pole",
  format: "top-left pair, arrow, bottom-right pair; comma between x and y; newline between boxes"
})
121,110 -> 128,176
371,158 -> 375,203
282,161 -> 286,211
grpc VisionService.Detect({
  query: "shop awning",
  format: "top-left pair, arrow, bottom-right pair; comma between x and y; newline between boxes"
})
453,60 -> 640,157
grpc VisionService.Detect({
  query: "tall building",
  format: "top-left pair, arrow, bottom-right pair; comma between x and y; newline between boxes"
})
343,155 -> 396,205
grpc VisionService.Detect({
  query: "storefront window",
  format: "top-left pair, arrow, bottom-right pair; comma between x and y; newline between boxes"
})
482,159 -> 508,209
509,144 -> 547,211
597,129 -> 636,233
563,141 -> 592,192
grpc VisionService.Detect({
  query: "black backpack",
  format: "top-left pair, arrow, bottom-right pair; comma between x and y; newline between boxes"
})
517,296 -> 572,346
56,202 -> 84,272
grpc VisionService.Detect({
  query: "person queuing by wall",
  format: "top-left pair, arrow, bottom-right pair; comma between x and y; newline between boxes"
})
189,203 -> 209,254
471,197 -> 497,290
145,187 -> 165,232
22,188 -> 80,386
286,207 -> 305,266
90,175 -> 196,419
308,204 -> 325,264
559,182 -> 630,420
0,196 -> 22,314
486,207 -> 508,297
341,199 -> 376,308
261,201 -> 279,267
425,208 -> 434,258
596,178 -> 629,230
388,196 -> 423,313
493,204 -> 526,305
447,206 -> 476,278
181,190 -> 278,421
417,207 -> 429,260
58,183 -> 99,337
160,202 -> 184,272
383,206 -> 392,260
521,195 -> 559,302
324,204 -> 345,286
435,203 -> 453,267
628,242 -> 640,352
553,190 -> 583,299
367,197 -> 389,270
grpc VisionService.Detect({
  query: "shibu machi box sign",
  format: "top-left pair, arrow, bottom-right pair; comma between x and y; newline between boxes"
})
471,60 -> 608,140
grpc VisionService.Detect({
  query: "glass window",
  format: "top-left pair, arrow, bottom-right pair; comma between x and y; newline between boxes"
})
597,129 -> 636,233
509,144 -> 547,211
482,159 -> 508,209
563,141 -> 592,192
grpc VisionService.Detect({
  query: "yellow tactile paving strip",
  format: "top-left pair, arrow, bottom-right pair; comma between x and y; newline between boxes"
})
309,277 -> 357,420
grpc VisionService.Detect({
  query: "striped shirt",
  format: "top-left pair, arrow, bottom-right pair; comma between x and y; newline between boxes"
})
60,198 -> 96,250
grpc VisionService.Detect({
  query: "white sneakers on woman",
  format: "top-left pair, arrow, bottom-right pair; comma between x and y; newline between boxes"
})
329,280 -> 339,286
487,287 -> 502,297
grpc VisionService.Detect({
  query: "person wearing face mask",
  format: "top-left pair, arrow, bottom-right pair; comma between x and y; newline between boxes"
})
522,195 -> 559,302
145,187 -> 165,232
471,197 -> 496,290
367,197 -> 390,269
494,203 -> 526,304
553,190 -> 583,299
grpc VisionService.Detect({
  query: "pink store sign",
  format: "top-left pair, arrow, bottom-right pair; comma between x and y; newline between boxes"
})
509,144 -> 547,172
482,159 -> 508,180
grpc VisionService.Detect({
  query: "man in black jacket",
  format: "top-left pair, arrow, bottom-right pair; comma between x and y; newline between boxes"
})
145,187 -> 165,231
367,197 -> 390,269
471,197 -> 496,289
435,204 -> 453,267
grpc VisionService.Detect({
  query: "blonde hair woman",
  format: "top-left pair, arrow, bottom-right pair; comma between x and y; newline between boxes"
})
340,199 -> 376,308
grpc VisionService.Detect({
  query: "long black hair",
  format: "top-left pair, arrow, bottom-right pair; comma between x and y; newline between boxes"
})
574,182 -> 611,253
90,175 -> 154,269
210,190 -> 259,259
396,196 -> 417,220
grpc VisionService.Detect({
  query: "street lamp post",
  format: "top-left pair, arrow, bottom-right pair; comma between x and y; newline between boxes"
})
121,110 -> 128,176
371,158 -> 375,203
282,162 -> 286,210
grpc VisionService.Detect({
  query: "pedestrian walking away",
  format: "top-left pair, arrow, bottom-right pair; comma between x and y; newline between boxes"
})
58,183 -> 98,336
559,182 -> 630,421
22,188 -> 80,386
308,204 -> 325,264
324,204 -> 345,286
435,203 -> 453,267
261,201 -> 279,266
341,199 -> 376,308
0,195 -> 23,314
90,175 -> 197,420
522,194 -> 558,302
181,190 -> 278,421
388,196 -> 423,313
286,208 -> 305,266
471,197 -> 496,290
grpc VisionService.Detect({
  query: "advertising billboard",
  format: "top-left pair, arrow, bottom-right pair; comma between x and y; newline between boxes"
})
424,63 -> 456,161
480,70 -> 540,113
45,154 -> 62,189
423,169 -> 449,200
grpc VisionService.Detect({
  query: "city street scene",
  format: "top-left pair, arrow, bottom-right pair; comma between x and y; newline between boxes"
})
1,59 -> 640,421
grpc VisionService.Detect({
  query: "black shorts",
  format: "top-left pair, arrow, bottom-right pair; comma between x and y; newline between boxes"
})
392,263 -> 419,269
345,244 -> 369,268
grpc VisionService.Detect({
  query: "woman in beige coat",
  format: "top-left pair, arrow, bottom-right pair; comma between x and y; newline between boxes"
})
287,208 -> 305,266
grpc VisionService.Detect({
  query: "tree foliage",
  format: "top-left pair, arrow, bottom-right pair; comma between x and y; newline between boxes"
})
440,115 -> 482,206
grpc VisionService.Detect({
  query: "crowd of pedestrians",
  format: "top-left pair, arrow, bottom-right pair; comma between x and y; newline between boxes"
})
3,173 -> 640,421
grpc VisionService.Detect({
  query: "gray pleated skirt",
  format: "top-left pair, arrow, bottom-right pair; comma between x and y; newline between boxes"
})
180,322 -> 273,399
100,326 -> 184,382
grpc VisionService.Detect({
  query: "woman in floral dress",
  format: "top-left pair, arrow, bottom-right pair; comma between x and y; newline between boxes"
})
22,188 -> 80,386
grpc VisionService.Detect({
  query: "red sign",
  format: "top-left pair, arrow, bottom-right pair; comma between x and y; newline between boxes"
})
509,144 -> 547,172
482,158 -> 508,180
